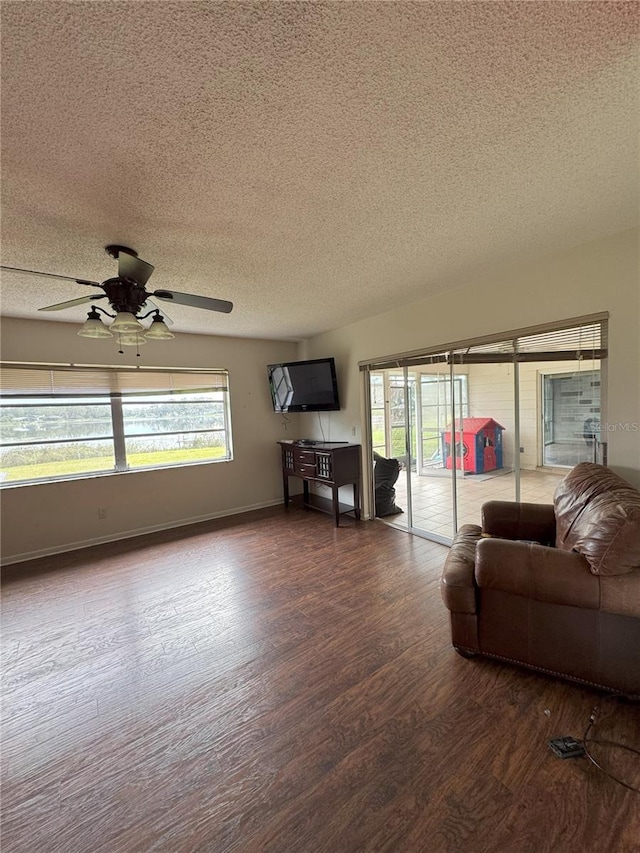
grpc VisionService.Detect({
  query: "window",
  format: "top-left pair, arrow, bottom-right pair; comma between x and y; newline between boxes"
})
0,365 -> 232,486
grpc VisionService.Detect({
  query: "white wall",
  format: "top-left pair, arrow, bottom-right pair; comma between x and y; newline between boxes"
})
465,363 -> 517,467
0,317 -> 300,563
303,229 -> 640,507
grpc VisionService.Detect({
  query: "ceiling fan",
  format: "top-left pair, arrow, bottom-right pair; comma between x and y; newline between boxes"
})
0,244 -> 234,318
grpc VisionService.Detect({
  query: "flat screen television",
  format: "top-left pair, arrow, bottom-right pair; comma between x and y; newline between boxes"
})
267,357 -> 340,413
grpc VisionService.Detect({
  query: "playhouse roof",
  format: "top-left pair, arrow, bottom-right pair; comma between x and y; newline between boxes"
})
444,417 -> 505,434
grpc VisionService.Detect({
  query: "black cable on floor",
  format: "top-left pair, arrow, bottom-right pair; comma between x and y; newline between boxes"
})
581,694 -> 640,794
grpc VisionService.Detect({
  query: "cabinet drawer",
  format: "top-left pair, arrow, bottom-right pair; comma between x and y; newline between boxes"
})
295,463 -> 317,477
294,449 -> 316,465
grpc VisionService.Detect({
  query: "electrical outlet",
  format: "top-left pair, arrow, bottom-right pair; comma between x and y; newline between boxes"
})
351,426 -> 357,436
520,447 -> 525,453
97,507 -> 107,520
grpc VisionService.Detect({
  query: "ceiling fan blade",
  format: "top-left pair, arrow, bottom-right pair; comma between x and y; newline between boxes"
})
0,265 -> 100,287
144,298 -> 174,325
38,294 -> 107,312
118,252 -> 154,287
152,289 -> 233,314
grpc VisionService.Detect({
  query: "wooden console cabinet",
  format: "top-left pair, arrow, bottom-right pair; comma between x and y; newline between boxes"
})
277,441 -> 361,527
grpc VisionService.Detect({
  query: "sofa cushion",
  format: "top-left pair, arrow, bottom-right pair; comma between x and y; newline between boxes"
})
554,462 -> 640,576
475,538 -> 598,608
482,500 -> 555,544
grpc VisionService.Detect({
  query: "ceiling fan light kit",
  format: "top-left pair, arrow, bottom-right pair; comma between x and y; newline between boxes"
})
110,311 -> 145,333
144,315 -> 175,340
77,306 -> 114,339
117,332 -> 148,348
1,245 -> 232,357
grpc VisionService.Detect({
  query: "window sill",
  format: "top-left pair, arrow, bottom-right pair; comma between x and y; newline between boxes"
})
0,456 -> 234,489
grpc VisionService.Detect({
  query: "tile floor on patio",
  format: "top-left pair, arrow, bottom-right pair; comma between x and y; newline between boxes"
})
389,466 -> 565,541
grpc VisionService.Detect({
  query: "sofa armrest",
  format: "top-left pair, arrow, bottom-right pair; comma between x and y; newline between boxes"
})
440,525 -> 481,614
482,501 -> 556,545
475,538 -> 599,609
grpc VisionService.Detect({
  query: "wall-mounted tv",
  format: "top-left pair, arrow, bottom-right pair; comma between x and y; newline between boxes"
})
267,357 -> 340,413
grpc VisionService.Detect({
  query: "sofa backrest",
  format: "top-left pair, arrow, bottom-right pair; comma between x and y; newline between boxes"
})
554,462 -> 640,576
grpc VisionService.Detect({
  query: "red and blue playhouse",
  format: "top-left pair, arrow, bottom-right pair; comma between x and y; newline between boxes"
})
442,417 -> 505,474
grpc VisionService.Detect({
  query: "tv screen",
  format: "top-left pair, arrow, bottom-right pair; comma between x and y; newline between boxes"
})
267,357 -> 340,413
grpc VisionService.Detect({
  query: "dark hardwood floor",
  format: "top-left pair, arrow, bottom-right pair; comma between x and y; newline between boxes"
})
2,506 -> 638,852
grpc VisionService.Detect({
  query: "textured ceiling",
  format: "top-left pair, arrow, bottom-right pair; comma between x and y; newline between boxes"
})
0,2 -> 638,341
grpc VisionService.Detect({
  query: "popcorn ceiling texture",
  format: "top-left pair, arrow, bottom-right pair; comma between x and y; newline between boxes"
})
0,2 -> 637,340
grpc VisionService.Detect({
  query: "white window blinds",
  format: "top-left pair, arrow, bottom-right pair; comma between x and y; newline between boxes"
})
359,316 -> 607,371
0,364 -> 229,396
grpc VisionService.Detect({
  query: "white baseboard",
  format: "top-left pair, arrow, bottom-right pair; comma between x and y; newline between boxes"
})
1,499 -> 283,566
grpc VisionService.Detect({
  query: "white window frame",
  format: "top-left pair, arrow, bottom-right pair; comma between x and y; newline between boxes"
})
0,364 -> 233,487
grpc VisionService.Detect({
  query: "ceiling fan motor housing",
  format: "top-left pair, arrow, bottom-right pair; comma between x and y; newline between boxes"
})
101,277 -> 149,315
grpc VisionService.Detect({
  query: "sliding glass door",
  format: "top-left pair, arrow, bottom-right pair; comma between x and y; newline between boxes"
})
371,361 -> 457,542
451,349 -> 517,528
366,317 -> 607,545
407,364 -> 456,540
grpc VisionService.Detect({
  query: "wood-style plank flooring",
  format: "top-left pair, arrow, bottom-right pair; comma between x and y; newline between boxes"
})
2,506 -> 639,852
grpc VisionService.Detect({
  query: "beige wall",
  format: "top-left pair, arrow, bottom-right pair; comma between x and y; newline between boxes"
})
0,318 -> 300,562
304,229 -> 640,504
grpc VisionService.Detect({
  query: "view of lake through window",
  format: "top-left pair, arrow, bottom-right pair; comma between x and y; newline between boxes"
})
0,371 -> 232,485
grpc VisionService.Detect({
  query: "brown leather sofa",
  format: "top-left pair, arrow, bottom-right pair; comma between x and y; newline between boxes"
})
440,462 -> 640,696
